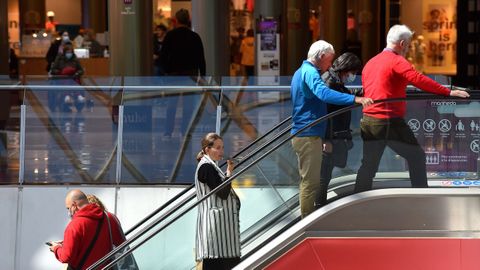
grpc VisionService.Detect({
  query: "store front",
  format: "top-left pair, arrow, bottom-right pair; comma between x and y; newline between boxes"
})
400,0 -> 457,75
2,0 -> 478,83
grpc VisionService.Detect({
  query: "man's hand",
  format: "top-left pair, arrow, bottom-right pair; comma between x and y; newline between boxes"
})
450,90 -> 470,98
49,241 -> 62,252
354,96 -> 374,107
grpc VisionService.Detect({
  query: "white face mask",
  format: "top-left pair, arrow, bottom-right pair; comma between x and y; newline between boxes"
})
344,73 -> 356,83
65,52 -> 73,59
62,36 -> 70,42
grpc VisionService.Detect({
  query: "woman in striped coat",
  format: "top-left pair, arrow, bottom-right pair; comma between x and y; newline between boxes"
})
195,133 -> 241,270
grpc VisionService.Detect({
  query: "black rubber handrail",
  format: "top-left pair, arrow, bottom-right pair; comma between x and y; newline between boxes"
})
90,93 -> 480,270
88,116 -> 294,269
124,115 -> 292,236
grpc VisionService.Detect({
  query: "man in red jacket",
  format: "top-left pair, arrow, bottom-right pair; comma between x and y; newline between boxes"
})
355,24 -> 470,193
49,190 -> 124,270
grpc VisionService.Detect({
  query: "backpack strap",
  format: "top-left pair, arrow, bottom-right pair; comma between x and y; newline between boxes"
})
73,213 -> 105,270
104,212 -> 114,249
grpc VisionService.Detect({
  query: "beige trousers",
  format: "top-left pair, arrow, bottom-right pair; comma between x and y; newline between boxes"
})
292,136 -> 323,218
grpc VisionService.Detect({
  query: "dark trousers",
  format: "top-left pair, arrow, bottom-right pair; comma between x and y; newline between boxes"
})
317,152 -> 333,207
202,257 -> 241,270
244,65 -> 254,77
355,116 -> 427,193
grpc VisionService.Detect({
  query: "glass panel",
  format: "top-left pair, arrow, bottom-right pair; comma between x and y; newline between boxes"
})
0,83 -> 22,183
406,99 -> 480,182
130,205 -> 198,269
220,76 -> 292,159
121,76 -> 219,184
328,98 -> 480,197
23,76 -> 121,183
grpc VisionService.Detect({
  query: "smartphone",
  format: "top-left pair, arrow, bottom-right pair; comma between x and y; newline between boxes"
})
45,242 -> 52,246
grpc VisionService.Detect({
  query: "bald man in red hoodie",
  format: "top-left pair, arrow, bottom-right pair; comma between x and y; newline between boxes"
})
355,24 -> 469,193
49,190 -> 124,270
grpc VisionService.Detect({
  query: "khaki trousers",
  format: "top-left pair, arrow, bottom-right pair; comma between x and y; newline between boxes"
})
292,136 -> 323,218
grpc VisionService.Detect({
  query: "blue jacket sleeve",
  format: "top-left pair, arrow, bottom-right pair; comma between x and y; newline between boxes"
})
303,66 -> 355,105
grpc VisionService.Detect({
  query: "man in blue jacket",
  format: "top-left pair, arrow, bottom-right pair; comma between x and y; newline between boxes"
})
291,40 -> 373,217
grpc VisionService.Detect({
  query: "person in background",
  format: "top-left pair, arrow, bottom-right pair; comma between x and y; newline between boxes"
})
309,10 -> 320,43
290,40 -> 373,218
160,8 -> 206,138
86,194 -> 107,211
83,29 -> 103,58
50,43 -> 85,112
50,43 -> 83,83
73,28 -> 86,49
46,31 -> 71,72
153,24 -> 168,76
240,29 -> 255,77
195,133 -> 240,270
45,11 -> 58,34
49,190 -> 124,270
354,24 -> 470,193
45,31 -> 71,72
86,194 -> 139,270
230,27 -> 245,75
316,52 -> 362,207
347,10 -> 356,31
9,48 -> 19,79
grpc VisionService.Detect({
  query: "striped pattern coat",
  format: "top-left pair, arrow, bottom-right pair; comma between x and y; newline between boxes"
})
195,156 -> 241,260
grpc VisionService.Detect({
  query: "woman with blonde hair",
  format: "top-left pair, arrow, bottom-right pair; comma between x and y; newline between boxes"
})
86,194 -> 106,211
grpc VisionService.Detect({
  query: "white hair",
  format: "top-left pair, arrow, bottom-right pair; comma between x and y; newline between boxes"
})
307,40 -> 335,62
386,24 -> 413,45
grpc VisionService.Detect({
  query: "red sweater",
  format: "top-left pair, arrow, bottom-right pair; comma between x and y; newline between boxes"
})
362,50 -> 450,118
53,204 -> 125,270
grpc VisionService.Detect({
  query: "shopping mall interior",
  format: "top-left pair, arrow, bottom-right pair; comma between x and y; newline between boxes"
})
1,0 -> 479,86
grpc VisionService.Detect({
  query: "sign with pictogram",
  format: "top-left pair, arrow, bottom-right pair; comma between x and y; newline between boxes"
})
406,100 -> 479,172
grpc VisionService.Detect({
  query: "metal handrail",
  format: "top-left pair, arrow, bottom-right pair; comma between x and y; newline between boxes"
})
89,94 -> 479,270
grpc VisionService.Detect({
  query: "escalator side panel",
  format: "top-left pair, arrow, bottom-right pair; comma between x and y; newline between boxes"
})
266,238 -> 480,270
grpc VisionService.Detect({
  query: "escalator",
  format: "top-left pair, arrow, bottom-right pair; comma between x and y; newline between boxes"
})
122,114 -> 293,237
89,93 -> 480,269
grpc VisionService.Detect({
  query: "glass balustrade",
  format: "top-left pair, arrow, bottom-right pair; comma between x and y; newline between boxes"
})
0,75 -> 477,188
22,76 -> 122,183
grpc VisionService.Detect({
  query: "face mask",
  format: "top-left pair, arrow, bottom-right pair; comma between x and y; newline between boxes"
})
62,36 -> 70,42
65,52 -> 73,59
344,73 -> 356,83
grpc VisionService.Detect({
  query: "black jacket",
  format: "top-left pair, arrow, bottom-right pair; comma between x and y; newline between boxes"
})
321,69 -> 359,140
46,39 -> 62,72
160,26 -> 206,76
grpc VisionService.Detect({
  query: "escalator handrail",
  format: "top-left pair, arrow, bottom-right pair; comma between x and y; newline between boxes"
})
91,94 -> 479,269
219,115 -> 292,167
124,115 -> 292,236
89,122 -> 294,269
123,183 -> 194,235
